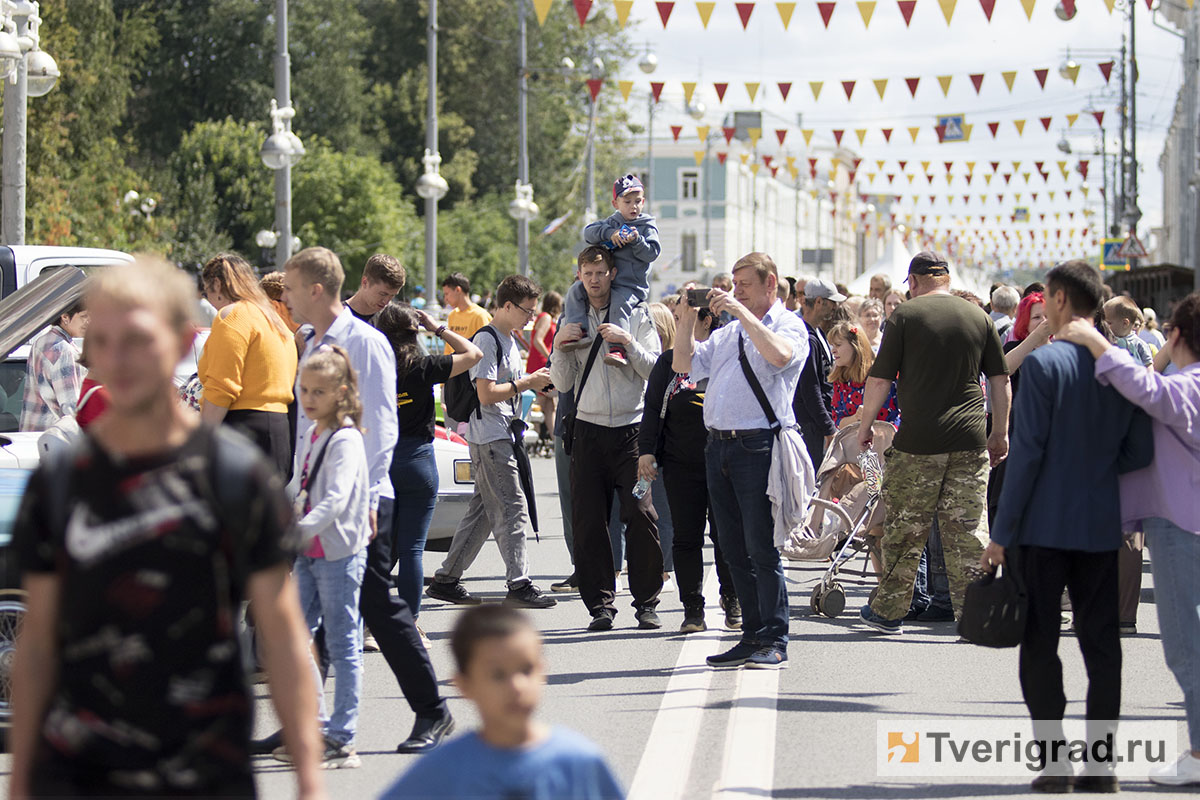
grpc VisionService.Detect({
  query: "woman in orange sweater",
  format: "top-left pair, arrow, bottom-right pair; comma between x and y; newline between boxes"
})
199,253 -> 298,475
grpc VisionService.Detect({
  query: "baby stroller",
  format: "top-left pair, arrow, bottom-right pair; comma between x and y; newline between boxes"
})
781,420 -> 895,618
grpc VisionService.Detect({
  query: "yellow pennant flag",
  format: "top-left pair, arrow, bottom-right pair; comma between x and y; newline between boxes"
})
908,126 -> 921,142
1012,160 -> 1022,171
873,78 -> 888,99
857,0 -> 876,26
1013,119 -> 1026,135
697,125 -> 710,141
777,1 -> 797,28
786,156 -> 796,169
1020,0 -> 1035,19
615,0 -> 634,26
802,129 -> 814,146
745,82 -> 760,102
696,1 -> 716,27
789,166 -> 799,180
867,172 -> 877,182
945,175 -> 954,186
1023,172 -> 1031,183
682,82 -> 697,104
1048,190 -> 1056,200
856,129 -> 867,145
1063,63 -> 1080,83
1057,160 -> 1068,177
962,123 -> 973,140
533,0 -> 554,25
694,151 -> 706,166
984,174 -> 993,185
831,157 -> 841,172
740,153 -> 750,165
1082,186 -> 1090,198
1066,113 -> 1079,127
750,163 -> 761,176
618,80 -> 634,102
966,161 -> 976,173
1002,71 -> 1017,92
810,81 -> 824,100
907,174 -> 916,184
747,127 -> 762,146
1103,0 -> 1116,11
937,75 -> 953,97
876,159 -> 886,169
938,0 -> 956,24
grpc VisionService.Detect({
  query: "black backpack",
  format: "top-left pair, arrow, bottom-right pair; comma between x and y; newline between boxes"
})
442,326 -> 502,422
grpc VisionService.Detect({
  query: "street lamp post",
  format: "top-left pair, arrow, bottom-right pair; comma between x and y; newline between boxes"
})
638,50 -> 657,208
512,0 -> 537,276
260,0 -> 304,267
1,0 -> 58,245
416,0 -> 448,313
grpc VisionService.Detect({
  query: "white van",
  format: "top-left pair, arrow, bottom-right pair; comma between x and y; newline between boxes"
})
0,245 -> 134,300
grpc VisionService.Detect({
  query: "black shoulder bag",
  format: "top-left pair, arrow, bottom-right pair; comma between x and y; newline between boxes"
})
560,336 -> 604,456
957,546 -> 1028,648
737,332 -> 783,436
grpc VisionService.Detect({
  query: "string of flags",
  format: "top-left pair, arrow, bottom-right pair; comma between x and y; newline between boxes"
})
538,0 -> 1163,29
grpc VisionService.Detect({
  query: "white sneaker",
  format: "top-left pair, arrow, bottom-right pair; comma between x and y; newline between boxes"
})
614,570 -> 625,596
1150,751 -> 1200,786
363,633 -> 380,653
660,573 -> 676,593
416,623 -> 432,651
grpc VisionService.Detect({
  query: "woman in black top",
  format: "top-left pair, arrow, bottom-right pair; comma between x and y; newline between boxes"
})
637,304 -> 738,633
376,303 -> 482,617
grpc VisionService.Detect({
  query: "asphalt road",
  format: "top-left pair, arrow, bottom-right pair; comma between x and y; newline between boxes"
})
0,455 -> 1193,799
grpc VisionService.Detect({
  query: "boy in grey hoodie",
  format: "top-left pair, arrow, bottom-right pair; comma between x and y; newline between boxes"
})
561,174 -> 661,367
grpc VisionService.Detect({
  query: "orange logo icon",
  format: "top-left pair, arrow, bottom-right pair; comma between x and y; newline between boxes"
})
887,732 -> 920,763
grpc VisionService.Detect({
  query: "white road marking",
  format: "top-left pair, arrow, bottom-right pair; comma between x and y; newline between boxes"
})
713,666 -> 780,798
627,568 -> 724,800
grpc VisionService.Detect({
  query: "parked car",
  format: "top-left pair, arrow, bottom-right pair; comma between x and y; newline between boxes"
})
0,245 -> 134,300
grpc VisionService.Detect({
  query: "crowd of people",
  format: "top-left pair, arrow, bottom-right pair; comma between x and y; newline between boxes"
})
6,168 -> 1198,798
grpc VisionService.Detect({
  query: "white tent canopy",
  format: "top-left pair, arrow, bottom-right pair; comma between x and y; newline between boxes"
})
847,231 -> 913,296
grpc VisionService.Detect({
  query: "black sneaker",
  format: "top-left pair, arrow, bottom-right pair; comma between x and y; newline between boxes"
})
859,604 -> 903,635
1075,774 -> 1119,793
587,609 -> 615,631
250,729 -> 283,755
1031,774 -> 1074,793
425,579 -> 482,605
505,583 -> 557,609
551,573 -> 579,593
916,606 -> 955,622
706,640 -> 759,667
680,606 -> 707,633
720,594 -> 742,630
744,645 -> 787,670
635,607 -> 662,629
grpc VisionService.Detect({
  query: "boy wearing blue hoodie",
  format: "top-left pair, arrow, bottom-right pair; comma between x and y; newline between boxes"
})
562,174 -> 660,367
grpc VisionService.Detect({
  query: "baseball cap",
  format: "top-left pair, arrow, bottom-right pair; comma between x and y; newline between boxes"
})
613,174 -> 644,201
907,251 -> 950,279
805,277 -> 847,303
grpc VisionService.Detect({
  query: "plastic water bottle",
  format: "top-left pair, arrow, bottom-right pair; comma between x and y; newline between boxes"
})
632,476 -> 652,500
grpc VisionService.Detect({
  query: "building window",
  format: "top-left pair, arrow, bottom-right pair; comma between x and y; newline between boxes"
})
681,232 -> 697,272
680,170 -> 700,200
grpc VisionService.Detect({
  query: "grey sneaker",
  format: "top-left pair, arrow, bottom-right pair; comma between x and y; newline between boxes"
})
680,606 -> 707,633
274,736 -> 362,769
504,583 -> 557,609
720,594 -> 743,630
635,607 -> 662,629
425,579 -> 482,605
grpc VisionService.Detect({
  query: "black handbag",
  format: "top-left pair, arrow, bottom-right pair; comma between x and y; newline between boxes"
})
957,548 -> 1028,648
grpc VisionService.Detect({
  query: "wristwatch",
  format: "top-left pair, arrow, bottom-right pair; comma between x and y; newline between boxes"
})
434,325 -> 447,337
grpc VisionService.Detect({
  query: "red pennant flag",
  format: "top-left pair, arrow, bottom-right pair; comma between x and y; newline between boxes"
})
1061,0 -> 1076,16
1098,61 -> 1114,83
650,82 -> 665,102
1066,190 -> 1073,199
905,77 -> 920,97
898,0 -> 917,26
778,82 -> 792,101
722,126 -> 736,144
848,170 -> 857,183
1003,173 -> 1012,184
655,1 -> 675,26
965,175 -> 973,185
833,129 -> 845,145
987,121 -> 999,137
882,128 -> 893,142
818,1 -> 836,26
770,166 -> 779,178
714,83 -> 729,102
763,155 -> 774,167
586,78 -> 602,101
1034,68 -> 1048,89
670,125 -> 682,141
1144,0 -> 1153,8
809,157 -> 818,169
842,80 -> 856,100
1091,110 -> 1105,127
1039,116 -> 1052,131
935,123 -> 947,142
969,73 -> 984,93
898,160 -> 908,170
1078,160 -> 1089,179
925,174 -> 934,183
573,0 -> 593,25
735,2 -> 756,27
717,152 -> 728,164
929,195 -> 937,204
979,0 -> 996,20
776,129 -> 788,145
944,161 -> 954,172
963,194 -> 970,204
887,173 -> 895,183
990,161 -> 999,170
1035,161 -> 1044,171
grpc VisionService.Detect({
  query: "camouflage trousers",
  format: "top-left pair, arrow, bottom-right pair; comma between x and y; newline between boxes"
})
870,447 -> 990,621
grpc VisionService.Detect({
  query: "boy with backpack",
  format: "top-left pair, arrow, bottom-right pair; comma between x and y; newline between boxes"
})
425,275 -> 556,609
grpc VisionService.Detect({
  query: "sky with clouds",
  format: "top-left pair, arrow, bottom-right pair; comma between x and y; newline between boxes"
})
591,0 -> 1186,267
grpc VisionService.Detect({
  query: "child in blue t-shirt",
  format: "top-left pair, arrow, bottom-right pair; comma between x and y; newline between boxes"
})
561,174 -> 660,368
380,606 -> 624,800
1103,296 -> 1154,367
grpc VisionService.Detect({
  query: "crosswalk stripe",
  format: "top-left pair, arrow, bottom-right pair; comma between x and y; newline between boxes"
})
713,666 -> 780,798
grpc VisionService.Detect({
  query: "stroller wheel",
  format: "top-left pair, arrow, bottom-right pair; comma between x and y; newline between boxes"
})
809,585 -> 821,614
819,583 -> 847,618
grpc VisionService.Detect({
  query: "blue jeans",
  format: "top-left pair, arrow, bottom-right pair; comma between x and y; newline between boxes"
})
705,430 -> 789,649
389,437 -> 438,616
1145,516 -> 1200,751
651,468 -> 675,572
910,515 -> 953,614
296,549 -> 367,745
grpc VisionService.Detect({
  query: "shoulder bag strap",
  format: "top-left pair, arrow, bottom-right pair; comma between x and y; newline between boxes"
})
738,332 -> 781,433
472,326 -> 506,420
573,307 -> 610,402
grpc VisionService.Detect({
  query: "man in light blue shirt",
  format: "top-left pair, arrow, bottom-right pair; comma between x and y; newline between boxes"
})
675,252 -> 807,670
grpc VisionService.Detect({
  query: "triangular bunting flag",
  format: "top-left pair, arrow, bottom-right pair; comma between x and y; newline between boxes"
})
1091,110 -> 1104,127
969,73 -> 984,93
618,80 -> 634,101
1098,61 -> 1114,83
714,82 -> 729,102
697,125 -> 710,141
615,0 -> 634,26
1033,68 -> 1048,89
656,1 -> 675,26
882,128 -> 893,142
1039,116 -> 1052,131
533,0 -> 554,25
938,0 -> 956,23
750,163 -> 760,175
682,82 -> 697,104
979,0 -> 996,20
776,128 -> 788,145
778,82 -> 792,101
988,121 -> 999,137
573,0 -> 593,25
695,1 -> 717,25
735,2 -> 756,27
1103,0 -> 1115,12
872,78 -> 889,99
1013,119 -> 1026,135
745,82 -> 760,101
937,75 -> 953,97
717,152 -> 728,164
694,151 -> 706,166
810,81 -> 824,100
908,126 -> 920,142
740,153 -> 749,165
906,77 -> 920,97
802,129 -> 814,145
1020,0 -> 1035,19
833,129 -> 845,145
858,0 -> 876,25
723,127 -> 736,144
842,80 -> 856,100
1066,113 -> 1078,127
898,0 -> 917,25
650,82 -> 665,102
586,78 -> 603,101
670,125 -> 683,141
818,1 -> 837,26
1000,71 -> 1017,92
777,1 -> 797,27
856,129 -> 868,145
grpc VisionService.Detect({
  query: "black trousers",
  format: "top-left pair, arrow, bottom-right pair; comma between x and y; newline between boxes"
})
570,420 -> 663,614
1018,546 -> 1121,724
224,409 -> 292,479
360,497 -> 447,720
662,458 -> 734,609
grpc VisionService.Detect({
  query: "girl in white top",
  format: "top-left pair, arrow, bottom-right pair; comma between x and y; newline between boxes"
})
286,344 -> 370,769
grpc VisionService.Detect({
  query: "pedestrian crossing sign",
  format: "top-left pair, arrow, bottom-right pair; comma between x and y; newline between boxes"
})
1101,238 -> 1127,271
937,114 -> 966,142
